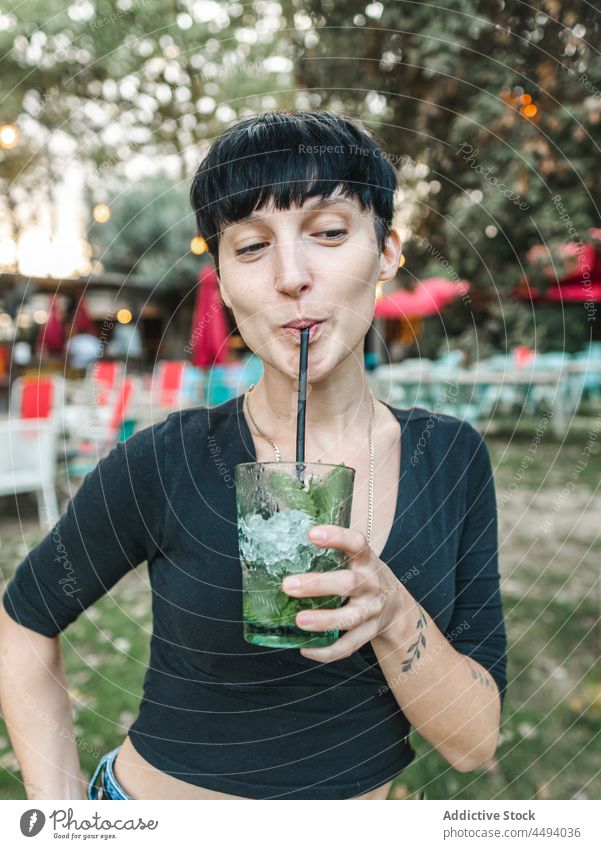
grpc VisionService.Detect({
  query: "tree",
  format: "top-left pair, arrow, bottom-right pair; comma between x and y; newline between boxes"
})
283,0 -> 601,356
1,0 -> 296,240
87,175 -> 202,292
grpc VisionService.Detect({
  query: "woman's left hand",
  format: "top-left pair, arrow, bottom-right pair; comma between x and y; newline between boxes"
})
281,524 -> 408,662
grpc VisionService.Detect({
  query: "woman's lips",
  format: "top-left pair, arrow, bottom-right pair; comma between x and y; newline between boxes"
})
281,321 -> 324,343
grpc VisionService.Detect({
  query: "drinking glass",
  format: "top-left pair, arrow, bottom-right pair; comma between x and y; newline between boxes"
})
235,461 -> 355,648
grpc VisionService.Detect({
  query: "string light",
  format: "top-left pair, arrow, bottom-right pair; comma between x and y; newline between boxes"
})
521,103 -> 538,118
191,236 -> 207,254
0,124 -> 19,149
500,88 -> 539,118
93,204 -> 111,223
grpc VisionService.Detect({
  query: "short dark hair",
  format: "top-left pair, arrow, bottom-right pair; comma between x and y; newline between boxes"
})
189,109 -> 397,277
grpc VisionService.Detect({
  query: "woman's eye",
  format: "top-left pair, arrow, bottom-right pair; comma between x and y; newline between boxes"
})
235,242 -> 268,255
235,230 -> 347,256
316,229 -> 348,239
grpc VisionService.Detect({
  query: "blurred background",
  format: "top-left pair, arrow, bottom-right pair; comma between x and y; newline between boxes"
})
0,1 -> 599,800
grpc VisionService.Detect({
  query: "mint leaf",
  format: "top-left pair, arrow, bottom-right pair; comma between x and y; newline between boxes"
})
265,468 -> 319,517
310,463 -> 353,525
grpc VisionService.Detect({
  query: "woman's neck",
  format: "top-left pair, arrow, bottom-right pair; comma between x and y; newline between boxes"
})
246,362 -> 375,453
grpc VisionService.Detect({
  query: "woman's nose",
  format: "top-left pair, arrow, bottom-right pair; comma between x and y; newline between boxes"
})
274,274 -> 312,296
272,241 -> 312,295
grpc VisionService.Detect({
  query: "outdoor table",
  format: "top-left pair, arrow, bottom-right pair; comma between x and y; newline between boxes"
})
371,366 -> 587,437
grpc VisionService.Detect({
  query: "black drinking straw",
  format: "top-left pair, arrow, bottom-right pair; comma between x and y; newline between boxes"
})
295,326 -> 310,481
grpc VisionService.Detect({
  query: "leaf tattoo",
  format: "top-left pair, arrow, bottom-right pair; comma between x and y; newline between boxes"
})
401,604 -> 428,672
469,664 -> 494,688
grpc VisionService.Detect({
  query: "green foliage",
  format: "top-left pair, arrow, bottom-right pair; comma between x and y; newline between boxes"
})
2,1 -> 600,345
288,0 -> 601,354
0,0 -> 296,232
87,176 -> 201,291
265,463 -> 351,524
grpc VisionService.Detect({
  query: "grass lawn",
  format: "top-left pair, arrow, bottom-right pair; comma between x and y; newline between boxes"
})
1,411 -> 599,800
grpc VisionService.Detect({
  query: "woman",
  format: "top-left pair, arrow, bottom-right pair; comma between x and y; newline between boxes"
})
0,110 -> 507,801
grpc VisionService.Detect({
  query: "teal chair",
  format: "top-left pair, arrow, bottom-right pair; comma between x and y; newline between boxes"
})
238,353 -> 264,388
66,417 -> 138,478
181,366 -> 205,405
432,350 -> 465,373
573,345 -> 601,403
204,366 -> 235,406
202,357 -> 262,406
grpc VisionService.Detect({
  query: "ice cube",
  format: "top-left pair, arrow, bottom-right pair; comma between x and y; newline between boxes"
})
238,509 -> 318,578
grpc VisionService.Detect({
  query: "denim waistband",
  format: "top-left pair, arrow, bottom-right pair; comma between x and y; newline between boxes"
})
86,745 -> 420,801
87,745 -> 132,800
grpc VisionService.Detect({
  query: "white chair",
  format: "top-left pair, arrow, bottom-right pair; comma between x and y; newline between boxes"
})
62,363 -> 135,436
0,419 -> 59,527
62,377 -> 139,477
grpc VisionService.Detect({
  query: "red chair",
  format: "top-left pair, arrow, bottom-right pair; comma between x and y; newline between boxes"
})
151,360 -> 189,408
108,378 -> 134,433
72,378 -> 135,444
20,378 -> 54,418
66,378 -> 137,476
10,376 -> 66,423
63,361 -> 125,431
87,361 -> 125,405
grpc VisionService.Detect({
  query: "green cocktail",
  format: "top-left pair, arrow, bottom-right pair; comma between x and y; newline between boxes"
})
235,461 -> 355,648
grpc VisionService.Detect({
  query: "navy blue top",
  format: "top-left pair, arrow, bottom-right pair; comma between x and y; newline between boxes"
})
2,394 -> 507,799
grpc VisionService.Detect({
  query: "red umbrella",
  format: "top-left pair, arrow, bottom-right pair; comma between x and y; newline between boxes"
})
73,293 -> 96,335
36,297 -> 64,355
374,277 -> 471,319
546,282 -> 601,302
189,265 -> 230,367
557,241 -> 601,286
515,238 -> 601,302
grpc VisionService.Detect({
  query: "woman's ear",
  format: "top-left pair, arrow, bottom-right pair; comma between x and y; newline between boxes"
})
378,228 -> 403,283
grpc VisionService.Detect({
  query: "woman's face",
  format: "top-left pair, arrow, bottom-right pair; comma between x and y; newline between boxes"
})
217,186 -> 401,382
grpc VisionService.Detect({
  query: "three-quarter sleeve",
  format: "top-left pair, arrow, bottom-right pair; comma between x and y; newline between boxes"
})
2,420 -> 167,638
444,422 -> 508,709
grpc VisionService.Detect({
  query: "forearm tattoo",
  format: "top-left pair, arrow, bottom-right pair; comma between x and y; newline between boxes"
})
401,604 -> 428,672
469,663 -> 495,689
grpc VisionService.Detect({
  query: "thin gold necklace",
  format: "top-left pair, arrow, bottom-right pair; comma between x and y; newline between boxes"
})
243,384 -> 376,546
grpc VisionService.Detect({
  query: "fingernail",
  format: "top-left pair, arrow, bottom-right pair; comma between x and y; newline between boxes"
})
298,613 -> 315,626
282,576 -> 300,590
310,528 -> 327,541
